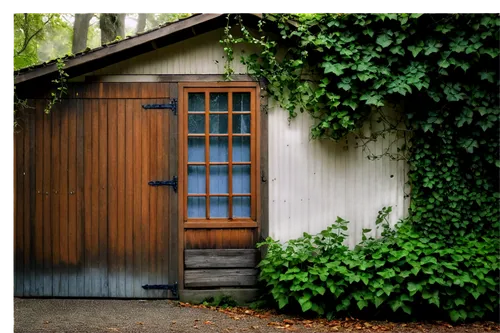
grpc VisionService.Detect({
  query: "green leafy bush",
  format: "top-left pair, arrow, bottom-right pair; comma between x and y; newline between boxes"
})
257,210 -> 500,322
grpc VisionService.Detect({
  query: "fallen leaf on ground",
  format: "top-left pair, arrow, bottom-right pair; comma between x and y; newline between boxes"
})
268,322 -> 281,326
136,322 -> 143,325
204,320 -> 214,325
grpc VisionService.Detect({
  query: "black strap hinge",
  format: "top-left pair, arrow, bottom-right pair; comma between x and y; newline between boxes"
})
142,282 -> 178,297
148,176 -> 177,192
142,98 -> 177,115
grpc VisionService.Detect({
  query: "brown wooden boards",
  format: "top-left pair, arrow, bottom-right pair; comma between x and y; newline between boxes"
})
184,269 -> 258,288
184,249 -> 259,269
14,82 -> 178,298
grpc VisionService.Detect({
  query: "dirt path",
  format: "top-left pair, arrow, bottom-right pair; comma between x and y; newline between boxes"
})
14,298 -> 499,333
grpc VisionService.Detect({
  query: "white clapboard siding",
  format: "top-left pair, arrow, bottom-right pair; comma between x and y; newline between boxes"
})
81,27 -> 410,246
268,99 -> 409,246
89,29 -> 251,76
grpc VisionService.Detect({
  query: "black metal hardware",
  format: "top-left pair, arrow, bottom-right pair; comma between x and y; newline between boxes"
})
142,98 -> 177,115
142,282 -> 178,297
148,176 -> 177,192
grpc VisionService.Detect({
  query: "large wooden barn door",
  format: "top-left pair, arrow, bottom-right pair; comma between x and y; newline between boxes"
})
14,82 -> 179,298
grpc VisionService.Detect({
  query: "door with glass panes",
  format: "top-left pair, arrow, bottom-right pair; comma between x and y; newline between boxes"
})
180,84 -> 260,243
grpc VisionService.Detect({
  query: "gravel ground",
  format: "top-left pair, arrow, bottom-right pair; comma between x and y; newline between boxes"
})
14,298 -> 499,333
14,298 -> 290,333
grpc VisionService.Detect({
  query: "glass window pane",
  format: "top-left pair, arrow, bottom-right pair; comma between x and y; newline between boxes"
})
210,197 -> 228,218
188,197 -> 206,218
188,93 -> 205,112
188,166 -> 206,194
232,137 -> 250,162
233,197 -> 251,218
210,166 -> 228,194
233,93 -> 250,112
210,137 -> 228,162
210,93 -> 228,112
233,165 -> 251,194
188,114 -> 205,134
233,114 -> 251,134
188,137 -> 205,162
209,114 -> 228,134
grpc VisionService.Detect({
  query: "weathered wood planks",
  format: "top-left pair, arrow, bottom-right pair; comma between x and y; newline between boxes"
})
184,249 -> 259,269
184,269 -> 258,288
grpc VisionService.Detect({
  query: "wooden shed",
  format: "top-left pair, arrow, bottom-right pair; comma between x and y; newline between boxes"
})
14,14 -> 409,301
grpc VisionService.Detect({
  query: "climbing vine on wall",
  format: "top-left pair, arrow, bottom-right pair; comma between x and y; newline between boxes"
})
43,58 -> 69,114
14,58 -> 69,130
222,13 -> 500,239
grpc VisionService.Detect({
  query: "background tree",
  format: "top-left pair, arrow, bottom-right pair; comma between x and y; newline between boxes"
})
14,13 -> 192,70
100,13 -> 126,44
136,13 -> 148,33
14,14 -> 69,69
72,13 -> 93,53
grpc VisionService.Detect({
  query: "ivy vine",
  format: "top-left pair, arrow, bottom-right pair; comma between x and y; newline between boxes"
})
222,13 -> 500,240
43,58 -> 69,114
14,58 -> 69,129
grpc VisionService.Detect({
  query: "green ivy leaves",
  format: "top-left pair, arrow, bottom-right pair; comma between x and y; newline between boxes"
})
323,62 -> 348,76
359,92 -> 384,106
376,33 -> 393,48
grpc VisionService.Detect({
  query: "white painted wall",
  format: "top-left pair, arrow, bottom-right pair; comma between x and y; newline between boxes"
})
267,100 -> 409,247
82,28 -> 410,246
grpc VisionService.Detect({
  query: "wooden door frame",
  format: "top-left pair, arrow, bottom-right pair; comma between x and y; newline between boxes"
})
177,81 -> 268,293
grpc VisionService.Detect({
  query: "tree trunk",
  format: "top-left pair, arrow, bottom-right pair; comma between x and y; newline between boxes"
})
72,13 -> 93,54
136,13 -> 147,33
148,14 -> 158,29
100,14 -> 126,45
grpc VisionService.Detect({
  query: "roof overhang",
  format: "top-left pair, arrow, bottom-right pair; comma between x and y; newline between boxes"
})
14,14 -> 262,86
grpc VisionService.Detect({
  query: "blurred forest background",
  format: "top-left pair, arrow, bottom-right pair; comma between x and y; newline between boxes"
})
14,13 -> 192,70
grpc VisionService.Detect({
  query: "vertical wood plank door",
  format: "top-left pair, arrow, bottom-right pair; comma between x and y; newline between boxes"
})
13,83 -> 178,298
